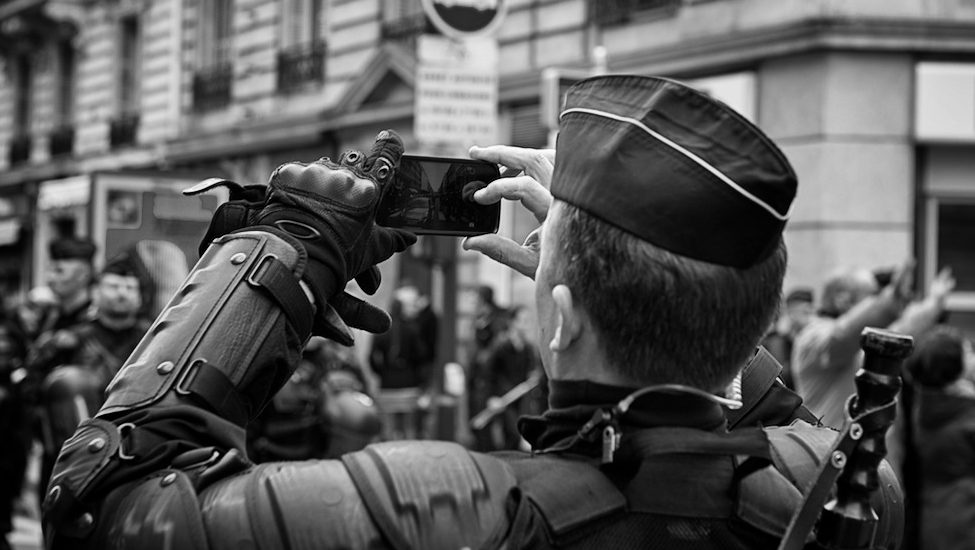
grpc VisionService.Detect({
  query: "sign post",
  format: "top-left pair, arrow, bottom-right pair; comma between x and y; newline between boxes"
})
414,0 -> 507,155
415,35 -> 499,155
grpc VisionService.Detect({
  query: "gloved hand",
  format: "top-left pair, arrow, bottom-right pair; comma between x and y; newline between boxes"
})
185,130 -> 416,343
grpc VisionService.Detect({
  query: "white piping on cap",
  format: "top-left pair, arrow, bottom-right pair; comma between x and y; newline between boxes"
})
560,107 -> 794,221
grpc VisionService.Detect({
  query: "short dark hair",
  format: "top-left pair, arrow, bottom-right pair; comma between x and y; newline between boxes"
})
551,203 -> 787,391
906,326 -> 965,389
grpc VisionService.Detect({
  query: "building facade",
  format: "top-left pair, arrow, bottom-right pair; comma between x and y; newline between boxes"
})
2,0 -> 975,350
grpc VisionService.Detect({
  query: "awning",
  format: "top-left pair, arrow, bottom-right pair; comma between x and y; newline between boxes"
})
38,175 -> 90,211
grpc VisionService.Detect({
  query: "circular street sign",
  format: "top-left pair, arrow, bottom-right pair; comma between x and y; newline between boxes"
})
420,0 -> 508,40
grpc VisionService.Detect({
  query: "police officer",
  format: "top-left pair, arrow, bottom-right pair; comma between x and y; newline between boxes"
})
42,76 -> 901,549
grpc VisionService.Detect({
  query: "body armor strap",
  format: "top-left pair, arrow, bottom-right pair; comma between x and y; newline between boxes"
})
341,440 -> 517,550
511,422 -> 837,544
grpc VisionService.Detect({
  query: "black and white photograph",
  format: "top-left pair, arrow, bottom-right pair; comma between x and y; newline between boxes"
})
1,1 -> 973,549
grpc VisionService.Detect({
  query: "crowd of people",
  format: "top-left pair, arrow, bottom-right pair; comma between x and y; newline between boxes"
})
762,262 -> 973,549
0,236 -> 151,550
0,74 -> 973,550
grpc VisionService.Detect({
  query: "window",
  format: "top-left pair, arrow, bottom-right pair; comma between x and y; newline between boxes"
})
203,0 -> 234,67
921,146 -> 975,339
194,0 -> 234,111
277,0 -> 326,92
57,40 -> 75,126
119,15 -> 141,115
10,54 -> 32,165
590,0 -> 682,26
933,202 -> 975,292
380,0 -> 436,45
50,40 -> 76,157
112,15 -> 141,146
281,0 -> 323,48
13,54 -> 31,138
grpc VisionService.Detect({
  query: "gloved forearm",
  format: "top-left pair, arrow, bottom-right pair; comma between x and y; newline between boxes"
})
43,132 -> 415,544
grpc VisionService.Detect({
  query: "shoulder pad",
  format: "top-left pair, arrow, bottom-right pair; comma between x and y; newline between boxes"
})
736,421 -> 834,537
200,458 -> 384,550
93,469 -> 208,550
506,453 -> 626,541
44,418 -> 121,540
342,440 -> 516,550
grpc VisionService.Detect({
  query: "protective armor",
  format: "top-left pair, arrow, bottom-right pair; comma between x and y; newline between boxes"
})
44,230 -> 313,548
99,229 -> 311,426
38,366 -> 103,461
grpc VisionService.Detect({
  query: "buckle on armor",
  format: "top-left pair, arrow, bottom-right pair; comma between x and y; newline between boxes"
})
117,423 -> 137,460
247,253 -> 279,287
175,359 -> 206,396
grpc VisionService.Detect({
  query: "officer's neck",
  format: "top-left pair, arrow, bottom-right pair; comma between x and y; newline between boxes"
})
548,329 -> 640,388
544,284 -> 640,388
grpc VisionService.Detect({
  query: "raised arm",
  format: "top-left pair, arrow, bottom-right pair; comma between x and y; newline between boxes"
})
42,131 -> 415,548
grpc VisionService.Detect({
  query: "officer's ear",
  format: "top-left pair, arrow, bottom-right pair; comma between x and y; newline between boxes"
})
549,284 -> 583,352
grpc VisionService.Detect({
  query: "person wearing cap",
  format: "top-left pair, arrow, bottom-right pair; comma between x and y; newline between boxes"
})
36,237 -> 97,335
42,79 -> 898,550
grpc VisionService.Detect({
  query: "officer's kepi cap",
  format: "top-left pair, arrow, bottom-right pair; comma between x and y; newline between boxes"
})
552,75 -> 797,269
49,237 -> 96,262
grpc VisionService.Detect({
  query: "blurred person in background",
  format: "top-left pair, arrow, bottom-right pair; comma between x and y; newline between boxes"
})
477,305 -> 546,451
761,287 -> 815,389
249,337 -> 380,462
34,238 -> 97,337
792,262 -> 955,430
31,253 -> 151,506
369,281 -> 438,438
468,284 -> 508,449
0,313 -> 30,550
904,326 -> 975,550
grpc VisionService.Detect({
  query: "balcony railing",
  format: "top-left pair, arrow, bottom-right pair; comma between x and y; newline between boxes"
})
277,41 -> 326,93
591,0 -> 682,25
49,125 -> 75,157
109,113 -> 140,147
8,134 -> 31,166
192,63 -> 233,112
380,13 -> 437,48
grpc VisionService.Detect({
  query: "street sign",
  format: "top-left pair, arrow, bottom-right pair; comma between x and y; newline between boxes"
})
420,0 -> 508,40
414,35 -> 499,153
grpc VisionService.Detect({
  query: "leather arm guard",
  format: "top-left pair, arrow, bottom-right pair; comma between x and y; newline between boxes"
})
43,230 -> 315,546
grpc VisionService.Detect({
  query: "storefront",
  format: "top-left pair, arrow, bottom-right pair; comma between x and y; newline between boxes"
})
33,172 -> 227,297
915,62 -> 975,337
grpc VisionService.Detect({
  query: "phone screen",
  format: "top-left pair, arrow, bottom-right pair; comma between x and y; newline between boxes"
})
376,155 -> 501,236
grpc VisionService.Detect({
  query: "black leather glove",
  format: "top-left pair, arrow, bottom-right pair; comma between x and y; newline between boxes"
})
185,130 -> 416,344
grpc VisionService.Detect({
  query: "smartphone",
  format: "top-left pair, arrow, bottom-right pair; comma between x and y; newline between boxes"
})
376,155 -> 501,236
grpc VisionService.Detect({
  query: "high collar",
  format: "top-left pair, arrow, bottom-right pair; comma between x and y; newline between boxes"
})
520,378 -> 728,455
